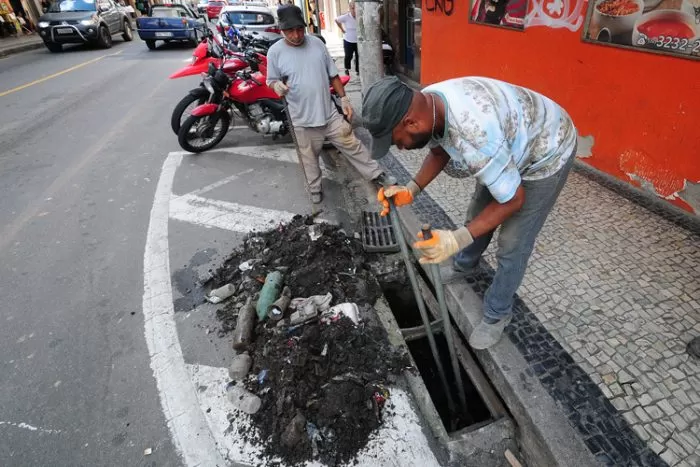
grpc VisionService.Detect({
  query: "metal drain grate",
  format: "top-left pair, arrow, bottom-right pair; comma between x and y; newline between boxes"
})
361,211 -> 400,253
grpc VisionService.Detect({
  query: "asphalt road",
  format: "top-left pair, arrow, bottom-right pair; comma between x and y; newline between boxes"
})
0,37 -> 201,466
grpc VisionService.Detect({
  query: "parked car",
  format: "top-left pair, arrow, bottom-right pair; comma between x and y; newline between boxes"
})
196,0 -> 208,14
37,0 -> 133,52
206,0 -> 226,20
136,4 -> 204,49
217,3 -> 279,36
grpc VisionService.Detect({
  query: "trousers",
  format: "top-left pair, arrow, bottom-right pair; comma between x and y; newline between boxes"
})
293,109 -> 382,193
343,40 -> 358,73
454,148 -> 577,321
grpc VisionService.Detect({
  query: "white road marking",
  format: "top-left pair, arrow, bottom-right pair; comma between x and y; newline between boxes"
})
142,153 -> 225,466
186,168 -> 255,197
0,421 -> 62,435
171,144 -> 300,163
188,364 -> 440,467
170,193 -> 297,233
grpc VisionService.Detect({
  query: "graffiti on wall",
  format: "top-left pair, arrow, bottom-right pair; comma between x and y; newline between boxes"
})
525,0 -> 586,31
426,0 -> 454,16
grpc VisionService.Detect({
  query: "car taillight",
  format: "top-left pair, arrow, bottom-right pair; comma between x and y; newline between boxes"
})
265,26 -> 280,34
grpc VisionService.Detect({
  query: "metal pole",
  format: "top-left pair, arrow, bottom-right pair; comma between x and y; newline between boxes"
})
389,201 -> 457,414
422,225 -> 468,413
355,0 -> 384,93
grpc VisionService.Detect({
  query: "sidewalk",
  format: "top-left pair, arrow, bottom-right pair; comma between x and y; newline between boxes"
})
324,33 -> 700,467
0,34 -> 44,58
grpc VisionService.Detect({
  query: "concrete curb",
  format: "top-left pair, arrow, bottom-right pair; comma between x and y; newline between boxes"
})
395,205 -> 600,467
0,40 -> 44,58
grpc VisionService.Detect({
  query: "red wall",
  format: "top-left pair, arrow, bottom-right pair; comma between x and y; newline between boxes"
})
420,2 -> 700,214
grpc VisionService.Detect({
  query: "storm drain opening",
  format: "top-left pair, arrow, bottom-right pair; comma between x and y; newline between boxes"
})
378,268 -> 493,434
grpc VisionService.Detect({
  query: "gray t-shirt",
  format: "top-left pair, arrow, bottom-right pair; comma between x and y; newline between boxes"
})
267,35 -> 339,128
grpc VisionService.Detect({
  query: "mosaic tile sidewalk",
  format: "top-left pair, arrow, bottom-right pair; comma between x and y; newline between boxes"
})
326,36 -> 699,466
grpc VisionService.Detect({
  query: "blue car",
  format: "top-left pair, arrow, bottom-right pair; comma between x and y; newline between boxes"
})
136,4 -> 205,50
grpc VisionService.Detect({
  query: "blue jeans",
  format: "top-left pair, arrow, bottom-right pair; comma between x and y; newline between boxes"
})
454,150 -> 576,321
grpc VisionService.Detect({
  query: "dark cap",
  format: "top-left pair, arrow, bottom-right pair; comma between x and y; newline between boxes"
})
277,5 -> 306,30
362,76 -> 414,159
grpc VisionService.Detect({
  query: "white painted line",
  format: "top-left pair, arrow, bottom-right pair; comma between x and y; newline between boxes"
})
142,153 -> 226,466
170,193 -> 297,233
0,420 -> 62,435
186,168 -> 254,197
171,144 -> 300,163
187,364 -> 440,467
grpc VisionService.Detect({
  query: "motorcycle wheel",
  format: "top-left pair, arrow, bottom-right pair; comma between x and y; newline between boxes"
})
178,113 -> 230,153
171,88 -> 210,135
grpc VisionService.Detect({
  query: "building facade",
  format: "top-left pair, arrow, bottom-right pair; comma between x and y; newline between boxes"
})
385,0 -> 700,218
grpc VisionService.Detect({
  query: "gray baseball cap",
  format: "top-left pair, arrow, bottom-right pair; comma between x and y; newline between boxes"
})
362,76 -> 414,159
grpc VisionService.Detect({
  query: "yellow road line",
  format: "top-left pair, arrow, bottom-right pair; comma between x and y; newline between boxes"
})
0,50 -> 123,98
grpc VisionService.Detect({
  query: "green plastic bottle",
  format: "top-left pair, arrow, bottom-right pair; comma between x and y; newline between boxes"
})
256,271 -> 284,320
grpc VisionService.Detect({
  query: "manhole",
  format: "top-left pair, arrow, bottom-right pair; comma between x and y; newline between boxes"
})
361,210 -> 399,253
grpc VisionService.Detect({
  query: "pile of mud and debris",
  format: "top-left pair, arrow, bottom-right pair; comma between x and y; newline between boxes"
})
207,216 -> 410,466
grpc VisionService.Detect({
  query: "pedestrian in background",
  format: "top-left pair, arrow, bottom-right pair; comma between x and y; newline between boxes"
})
266,6 -> 394,204
335,1 -> 357,75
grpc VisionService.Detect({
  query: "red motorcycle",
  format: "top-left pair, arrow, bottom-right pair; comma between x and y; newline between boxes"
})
169,28 -> 248,135
177,55 -> 350,153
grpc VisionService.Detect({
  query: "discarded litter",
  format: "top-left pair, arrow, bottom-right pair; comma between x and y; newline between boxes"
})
229,352 -> 252,381
226,381 -> 262,415
308,224 -> 323,241
207,216 -> 406,465
207,283 -> 236,304
322,302 -> 360,325
143,448 -> 152,456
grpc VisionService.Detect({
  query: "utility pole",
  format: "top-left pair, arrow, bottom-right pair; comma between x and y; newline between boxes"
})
355,0 -> 384,94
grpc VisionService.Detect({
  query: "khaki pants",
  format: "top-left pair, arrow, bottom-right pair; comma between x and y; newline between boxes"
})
293,110 -> 383,194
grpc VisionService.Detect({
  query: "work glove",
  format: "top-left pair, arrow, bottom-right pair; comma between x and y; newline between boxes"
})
270,80 -> 289,97
413,227 -> 473,264
377,180 -> 421,216
340,95 -> 353,122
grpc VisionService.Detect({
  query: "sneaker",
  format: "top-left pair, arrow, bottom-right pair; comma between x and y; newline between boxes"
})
310,192 -> 323,204
469,315 -> 512,350
345,69 -> 350,76
371,172 -> 397,188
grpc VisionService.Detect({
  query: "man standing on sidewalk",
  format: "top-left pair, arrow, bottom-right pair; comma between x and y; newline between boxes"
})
266,6 -> 393,204
363,76 -> 577,349
335,1 -> 358,76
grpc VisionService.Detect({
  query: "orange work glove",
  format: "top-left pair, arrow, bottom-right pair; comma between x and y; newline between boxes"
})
377,180 -> 421,216
413,227 -> 474,264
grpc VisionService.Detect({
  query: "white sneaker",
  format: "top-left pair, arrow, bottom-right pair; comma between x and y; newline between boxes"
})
469,315 -> 512,350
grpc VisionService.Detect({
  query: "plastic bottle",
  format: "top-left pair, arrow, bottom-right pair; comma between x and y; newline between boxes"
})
232,298 -> 256,351
226,383 -> 262,414
256,271 -> 284,320
207,283 -> 236,304
228,352 -> 252,380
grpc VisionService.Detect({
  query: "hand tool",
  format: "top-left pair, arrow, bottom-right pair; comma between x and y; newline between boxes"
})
388,200 -> 457,415
421,223 -> 468,414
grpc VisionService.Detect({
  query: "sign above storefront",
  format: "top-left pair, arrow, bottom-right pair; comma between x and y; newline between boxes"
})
583,0 -> 700,60
470,0 -> 529,30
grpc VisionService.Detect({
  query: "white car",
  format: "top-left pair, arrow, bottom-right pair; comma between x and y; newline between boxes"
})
217,3 -> 280,35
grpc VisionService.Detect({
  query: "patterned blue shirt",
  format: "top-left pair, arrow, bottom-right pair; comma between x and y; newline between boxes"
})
425,77 -> 577,203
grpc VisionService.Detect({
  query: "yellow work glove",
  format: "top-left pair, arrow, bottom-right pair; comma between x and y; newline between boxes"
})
377,180 -> 421,216
414,227 -> 474,264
